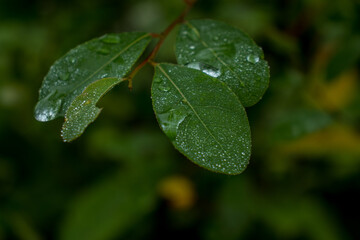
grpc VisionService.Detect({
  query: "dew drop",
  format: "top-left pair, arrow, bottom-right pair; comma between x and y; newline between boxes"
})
34,90 -> 63,122
101,35 -> 120,44
96,47 -> 110,55
154,78 -> 162,83
195,48 -> 213,60
189,45 -> 195,50
158,85 -> 170,92
186,62 -> 201,71
246,54 -> 259,64
202,67 -> 221,78
59,72 -> 70,81
186,62 -> 221,78
158,108 -> 188,140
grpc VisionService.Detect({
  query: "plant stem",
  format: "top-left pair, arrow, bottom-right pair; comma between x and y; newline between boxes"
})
127,0 -> 196,89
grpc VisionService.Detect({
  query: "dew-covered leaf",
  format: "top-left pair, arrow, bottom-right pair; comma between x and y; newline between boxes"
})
61,77 -> 124,142
152,63 -> 251,175
176,19 -> 270,107
34,32 -> 151,122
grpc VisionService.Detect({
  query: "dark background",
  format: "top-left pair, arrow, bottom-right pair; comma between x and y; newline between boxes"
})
1,0 -> 360,239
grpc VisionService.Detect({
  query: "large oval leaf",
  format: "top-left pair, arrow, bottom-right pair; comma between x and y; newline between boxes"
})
175,19 -> 270,107
151,63 -> 251,175
34,32 -> 151,122
61,77 -> 125,142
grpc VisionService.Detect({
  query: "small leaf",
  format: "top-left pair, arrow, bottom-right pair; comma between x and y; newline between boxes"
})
59,172 -> 157,240
176,19 -> 270,107
34,32 -> 151,122
152,63 -> 251,175
326,35 -> 360,81
271,108 -> 333,142
61,77 -> 124,142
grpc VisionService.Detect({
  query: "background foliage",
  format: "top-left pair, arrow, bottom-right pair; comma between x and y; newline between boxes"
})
0,0 -> 359,239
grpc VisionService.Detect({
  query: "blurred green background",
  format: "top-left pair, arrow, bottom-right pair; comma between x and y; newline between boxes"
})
1,0 -> 360,239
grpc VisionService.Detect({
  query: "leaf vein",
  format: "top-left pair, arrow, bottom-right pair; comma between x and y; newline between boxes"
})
157,65 -> 231,159
71,33 -> 149,93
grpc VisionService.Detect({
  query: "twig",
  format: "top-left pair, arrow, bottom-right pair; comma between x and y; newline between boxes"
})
127,0 -> 196,89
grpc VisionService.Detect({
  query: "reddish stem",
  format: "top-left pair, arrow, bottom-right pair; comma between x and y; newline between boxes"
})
127,0 -> 196,89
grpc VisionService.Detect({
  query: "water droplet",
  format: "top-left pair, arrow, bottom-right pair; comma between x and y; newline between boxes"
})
34,90 -> 63,122
246,54 -> 259,64
189,45 -> 195,50
158,108 -> 188,140
195,48 -> 213,60
202,67 -> 221,78
154,78 -> 162,83
186,62 -> 221,78
158,85 -> 170,92
186,62 -> 201,71
96,47 -> 110,55
101,35 -> 120,44
59,72 -> 70,81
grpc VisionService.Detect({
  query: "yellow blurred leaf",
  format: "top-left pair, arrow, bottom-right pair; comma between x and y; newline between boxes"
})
312,70 -> 357,111
158,175 -> 196,210
277,124 -> 360,156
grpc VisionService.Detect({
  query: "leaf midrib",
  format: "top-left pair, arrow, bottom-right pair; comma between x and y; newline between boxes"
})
157,64 -> 231,159
66,33 -> 149,96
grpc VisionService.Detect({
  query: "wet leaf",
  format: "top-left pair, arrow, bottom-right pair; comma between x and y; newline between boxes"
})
61,77 -> 124,142
176,19 -> 270,107
34,32 -> 151,122
152,63 -> 251,175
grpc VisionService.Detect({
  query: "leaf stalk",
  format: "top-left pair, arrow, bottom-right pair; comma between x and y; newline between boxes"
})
126,0 -> 196,89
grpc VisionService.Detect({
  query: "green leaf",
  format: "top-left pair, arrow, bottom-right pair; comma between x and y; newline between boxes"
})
176,19 -> 270,107
61,77 -> 124,142
270,108 -> 333,142
34,32 -> 151,122
151,63 -> 251,175
59,172 -> 157,240
326,35 -> 360,81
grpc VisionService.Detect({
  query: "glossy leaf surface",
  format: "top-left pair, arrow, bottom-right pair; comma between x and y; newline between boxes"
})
176,19 -> 270,107
61,77 -> 124,142
152,64 -> 251,175
34,32 -> 151,122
